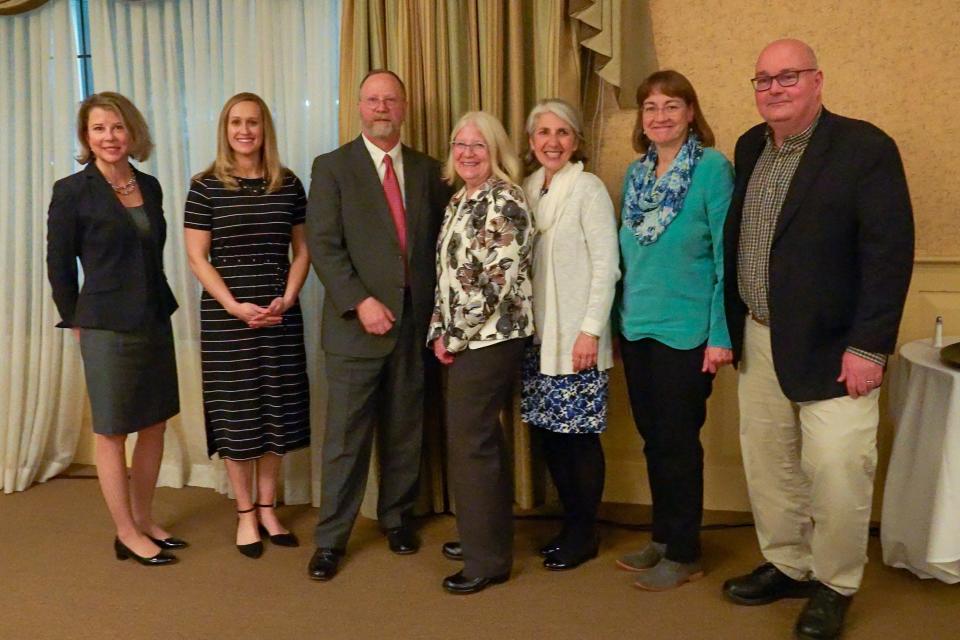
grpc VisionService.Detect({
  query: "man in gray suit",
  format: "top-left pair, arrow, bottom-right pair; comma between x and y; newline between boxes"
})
305,70 -> 450,581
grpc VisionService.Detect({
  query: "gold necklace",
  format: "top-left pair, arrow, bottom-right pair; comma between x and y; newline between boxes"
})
107,174 -> 137,195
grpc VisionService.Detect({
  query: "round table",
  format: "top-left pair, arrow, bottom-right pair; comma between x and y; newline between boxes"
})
880,337 -> 960,583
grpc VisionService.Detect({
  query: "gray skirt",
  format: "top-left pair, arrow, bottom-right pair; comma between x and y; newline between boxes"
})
79,319 -> 180,435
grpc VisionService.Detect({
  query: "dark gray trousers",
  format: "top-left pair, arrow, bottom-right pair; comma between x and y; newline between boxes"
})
446,338 -> 527,578
314,294 -> 425,550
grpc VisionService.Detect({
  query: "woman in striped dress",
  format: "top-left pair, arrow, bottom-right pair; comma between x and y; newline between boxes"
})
184,93 -> 310,558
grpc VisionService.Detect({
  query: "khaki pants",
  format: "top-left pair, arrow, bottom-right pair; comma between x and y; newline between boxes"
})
739,316 -> 879,595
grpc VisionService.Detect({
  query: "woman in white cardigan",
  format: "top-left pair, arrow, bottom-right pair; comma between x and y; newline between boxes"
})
521,99 -> 620,570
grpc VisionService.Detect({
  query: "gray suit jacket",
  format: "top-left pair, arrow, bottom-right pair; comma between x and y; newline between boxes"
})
306,135 -> 450,358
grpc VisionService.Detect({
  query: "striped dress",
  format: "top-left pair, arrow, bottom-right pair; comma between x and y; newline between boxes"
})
184,173 -> 310,460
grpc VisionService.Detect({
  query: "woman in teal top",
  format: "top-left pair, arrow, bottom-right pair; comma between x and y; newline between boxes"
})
615,70 -> 734,590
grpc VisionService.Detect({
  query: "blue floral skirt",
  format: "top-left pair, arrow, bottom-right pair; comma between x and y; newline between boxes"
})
520,345 -> 608,433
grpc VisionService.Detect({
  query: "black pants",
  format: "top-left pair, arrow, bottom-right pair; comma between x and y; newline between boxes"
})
446,338 -> 527,578
539,429 -> 605,554
620,337 -> 714,563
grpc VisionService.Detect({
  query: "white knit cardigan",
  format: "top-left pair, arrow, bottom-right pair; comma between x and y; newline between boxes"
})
524,162 -> 621,375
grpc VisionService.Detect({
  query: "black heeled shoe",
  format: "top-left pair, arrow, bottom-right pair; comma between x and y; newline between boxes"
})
148,535 -> 189,550
114,537 -> 177,566
236,506 -> 264,558
255,503 -> 300,547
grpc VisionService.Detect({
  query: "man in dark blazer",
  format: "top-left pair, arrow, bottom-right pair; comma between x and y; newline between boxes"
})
305,70 -> 450,581
720,40 -> 913,640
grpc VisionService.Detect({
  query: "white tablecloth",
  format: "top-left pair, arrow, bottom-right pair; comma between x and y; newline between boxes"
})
881,337 -> 960,583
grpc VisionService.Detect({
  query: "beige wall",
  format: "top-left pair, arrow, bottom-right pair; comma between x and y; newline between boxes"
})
593,0 -> 960,515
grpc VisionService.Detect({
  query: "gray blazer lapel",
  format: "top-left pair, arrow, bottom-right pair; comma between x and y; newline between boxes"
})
773,111 -> 835,243
401,145 -> 423,241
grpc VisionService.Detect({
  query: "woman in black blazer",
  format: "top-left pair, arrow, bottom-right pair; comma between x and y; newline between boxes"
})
47,92 -> 182,566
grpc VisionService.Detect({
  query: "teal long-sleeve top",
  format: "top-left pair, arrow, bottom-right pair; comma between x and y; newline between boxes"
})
617,147 -> 734,350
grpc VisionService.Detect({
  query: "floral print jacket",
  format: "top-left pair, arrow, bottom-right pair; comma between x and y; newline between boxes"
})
428,177 -> 535,353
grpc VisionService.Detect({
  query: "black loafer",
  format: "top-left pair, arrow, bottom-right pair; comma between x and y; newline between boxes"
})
442,570 -> 509,595
148,535 -> 189,550
442,541 -> 463,561
723,563 -> 819,605
308,548 -> 343,581
795,585 -> 852,639
385,526 -> 420,555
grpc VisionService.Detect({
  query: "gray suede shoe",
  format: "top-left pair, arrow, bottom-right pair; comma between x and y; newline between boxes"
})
616,541 -> 666,572
632,558 -> 704,591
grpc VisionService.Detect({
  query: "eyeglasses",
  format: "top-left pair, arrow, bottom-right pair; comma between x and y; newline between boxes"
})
451,141 -> 488,154
751,68 -> 817,91
641,103 -> 684,116
361,97 -> 401,108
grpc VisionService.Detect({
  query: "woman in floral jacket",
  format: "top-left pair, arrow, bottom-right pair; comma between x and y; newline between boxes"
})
428,111 -> 534,595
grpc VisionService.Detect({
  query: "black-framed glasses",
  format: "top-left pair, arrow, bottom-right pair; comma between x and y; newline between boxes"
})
751,68 -> 817,91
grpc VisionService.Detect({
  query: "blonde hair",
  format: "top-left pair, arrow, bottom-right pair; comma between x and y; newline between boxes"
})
76,92 -> 153,164
194,92 -> 288,193
443,111 -> 522,187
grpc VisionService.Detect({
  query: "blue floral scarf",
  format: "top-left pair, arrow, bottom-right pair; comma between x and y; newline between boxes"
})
622,134 -> 703,245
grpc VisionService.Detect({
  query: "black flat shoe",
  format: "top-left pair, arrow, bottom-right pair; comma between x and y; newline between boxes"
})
148,535 -> 189,550
257,524 -> 300,547
441,541 -> 463,561
539,532 -> 565,557
795,585 -> 852,640
114,538 -> 177,566
236,506 -> 263,559
385,526 -> 420,555
723,563 -> 819,605
308,548 -> 343,581
443,570 -> 509,595
543,543 -> 599,571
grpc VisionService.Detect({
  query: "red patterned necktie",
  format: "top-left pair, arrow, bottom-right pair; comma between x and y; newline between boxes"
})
382,154 -> 407,256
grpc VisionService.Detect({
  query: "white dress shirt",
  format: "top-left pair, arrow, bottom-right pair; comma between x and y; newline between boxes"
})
361,133 -> 405,205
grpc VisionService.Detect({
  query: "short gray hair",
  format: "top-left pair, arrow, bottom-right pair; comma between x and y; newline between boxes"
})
523,98 -> 588,168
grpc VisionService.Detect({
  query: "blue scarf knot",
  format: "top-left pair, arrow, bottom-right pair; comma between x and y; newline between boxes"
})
623,134 -> 703,245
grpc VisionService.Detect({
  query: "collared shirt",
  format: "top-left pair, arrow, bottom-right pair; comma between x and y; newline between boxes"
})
361,133 -> 405,205
737,109 -> 885,366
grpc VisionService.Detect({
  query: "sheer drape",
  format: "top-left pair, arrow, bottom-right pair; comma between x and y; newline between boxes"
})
87,0 -> 341,505
0,0 -> 86,493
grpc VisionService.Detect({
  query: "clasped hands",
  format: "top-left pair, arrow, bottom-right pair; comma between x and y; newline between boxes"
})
230,297 -> 290,329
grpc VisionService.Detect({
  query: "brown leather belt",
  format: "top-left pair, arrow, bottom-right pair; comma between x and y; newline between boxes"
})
749,312 -> 769,327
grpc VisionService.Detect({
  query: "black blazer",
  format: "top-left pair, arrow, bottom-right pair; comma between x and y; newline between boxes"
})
305,136 -> 452,358
46,163 -> 178,331
723,109 -> 914,401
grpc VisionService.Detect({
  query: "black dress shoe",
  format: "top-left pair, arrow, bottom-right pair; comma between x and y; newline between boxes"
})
538,531 -> 566,557
255,504 -> 299,547
543,542 -> 599,571
236,506 -> 263,559
442,541 -> 463,561
795,585 -> 852,640
258,524 -> 300,548
442,570 -> 509,595
114,538 -> 178,566
308,548 -> 343,581
148,535 -> 189,550
723,563 -> 819,605
385,526 -> 420,555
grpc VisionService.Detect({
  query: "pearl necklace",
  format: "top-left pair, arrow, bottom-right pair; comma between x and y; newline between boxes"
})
107,174 -> 137,195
